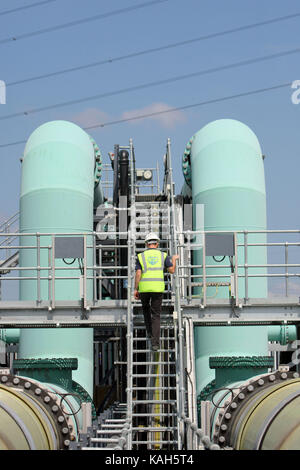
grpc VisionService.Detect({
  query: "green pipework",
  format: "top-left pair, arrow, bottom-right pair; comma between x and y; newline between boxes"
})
209,355 -> 273,389
189,120 -> 269,397
13,357 -> 96,424
268,325 -> 296,344
194,325 -> 269,394
18,120 -> 100,398
90,135 -> 104,209
180,181 -> 192,199
181,135 -> 194,188
13,357 -> 78,392
0,329 -> 20,344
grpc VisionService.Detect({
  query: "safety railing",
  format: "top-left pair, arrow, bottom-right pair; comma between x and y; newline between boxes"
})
0,231 -> 130,305
0,212 -> 19,263
176,229 -> 300,307
0,212 -> 19,234
1,229 -> 300,306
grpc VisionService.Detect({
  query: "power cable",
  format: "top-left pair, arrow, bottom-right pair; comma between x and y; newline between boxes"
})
6,36 -> 300,89
0,49 -> 298,121
0,81 -> 291,149
0,0 -> 169,45
0,0 -> 56,17
86,82 -> 289,129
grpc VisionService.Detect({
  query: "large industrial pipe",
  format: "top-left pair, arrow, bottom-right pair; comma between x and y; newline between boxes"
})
0,372 -> 77,450
18,120 -> 100,397
186,119 -> 269,395
212,370 -> 300,450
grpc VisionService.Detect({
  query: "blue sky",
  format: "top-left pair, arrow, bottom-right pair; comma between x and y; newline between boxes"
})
0,0 -> 300,232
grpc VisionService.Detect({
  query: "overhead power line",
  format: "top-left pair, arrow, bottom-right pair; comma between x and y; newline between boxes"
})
0,48 -> 299,122
84,82 -> 290,130
4,11 -> 300,88
0,81 -> 291,149
0,0 -> 169,45
6,43 -> 300,89
0,0 -> 56,17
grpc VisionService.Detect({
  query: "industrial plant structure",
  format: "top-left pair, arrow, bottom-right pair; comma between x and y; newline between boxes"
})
0,118 -> 299,450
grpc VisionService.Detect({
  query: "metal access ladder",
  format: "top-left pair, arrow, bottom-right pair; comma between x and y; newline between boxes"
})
130,304 -> 178,449
126,140 -> 185,450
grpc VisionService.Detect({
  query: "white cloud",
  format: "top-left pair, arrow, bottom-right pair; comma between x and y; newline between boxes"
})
121,102 -> 186,129
61,102 -> 186,130
68,108 -> 110,128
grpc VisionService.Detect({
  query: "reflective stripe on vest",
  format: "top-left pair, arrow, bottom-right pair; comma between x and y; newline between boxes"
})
138,249 -> 167,293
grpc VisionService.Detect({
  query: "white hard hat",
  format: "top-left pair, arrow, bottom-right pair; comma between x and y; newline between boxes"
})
145,232 -> 160,244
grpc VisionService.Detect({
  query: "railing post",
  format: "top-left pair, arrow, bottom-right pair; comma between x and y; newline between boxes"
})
48,245 -> 51,305
285,242 -> 289,297
244,230 -> 248,302
36,233 -> 41,304
234,232 -> 239,307
187,232 -> 192,303
93,232 -> 97,303
51,235 -> 55,310
83,234 -> 87,309
202,232 -> 206,307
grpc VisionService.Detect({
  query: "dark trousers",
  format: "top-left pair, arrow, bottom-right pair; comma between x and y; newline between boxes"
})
139,292 -> 163,346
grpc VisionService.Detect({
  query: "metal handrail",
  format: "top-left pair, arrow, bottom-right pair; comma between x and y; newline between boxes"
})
0,212 -> 19,233
0,228 -> 300,305
180,413 -> 220,450
125,138 -> 136,450
166,138 -> 185,450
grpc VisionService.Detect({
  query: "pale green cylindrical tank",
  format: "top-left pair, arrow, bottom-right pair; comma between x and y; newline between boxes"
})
188,119 -> 269,395
18,120 -> 96,397
190,118 -> 267,299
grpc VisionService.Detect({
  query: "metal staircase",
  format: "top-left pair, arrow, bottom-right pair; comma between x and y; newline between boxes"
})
125,139 -> 185,450
130,308 -> 179,449
0,212 -> 19,273
0,212 -> 19,299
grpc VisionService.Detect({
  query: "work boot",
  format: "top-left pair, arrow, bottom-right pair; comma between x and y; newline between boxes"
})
151,339 -> 159,351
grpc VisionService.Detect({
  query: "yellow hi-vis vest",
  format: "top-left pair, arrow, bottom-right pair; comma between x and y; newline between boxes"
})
137,249 -> 167,293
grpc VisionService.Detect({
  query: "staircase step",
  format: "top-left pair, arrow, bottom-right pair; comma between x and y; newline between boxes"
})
132,427 -> 176,432
132,413 -> 176,417
133,324 -> 174,328
96,430 -> 122,434
133,337 -> 175,341
132,440 -> 178,444
104,419 -> 126,423
133,400 -> 176,405
132,387 -> 176,391
133,349 -> 175,353
132,374 -> 176,378
101,424 -> 125,428
132,362 -> 175,365
90,438 -> 120,443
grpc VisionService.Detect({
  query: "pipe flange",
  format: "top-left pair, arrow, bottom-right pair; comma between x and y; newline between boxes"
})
72,380 -> 97,420
213,370 -> 299,448
0,373 -> 72,449
13,357 -> 78,370
197,379 -> 216,404
182,136 -> 194,188
209,356 -> 274,369
90,136 -> 102,187
280,325 -> 290,346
